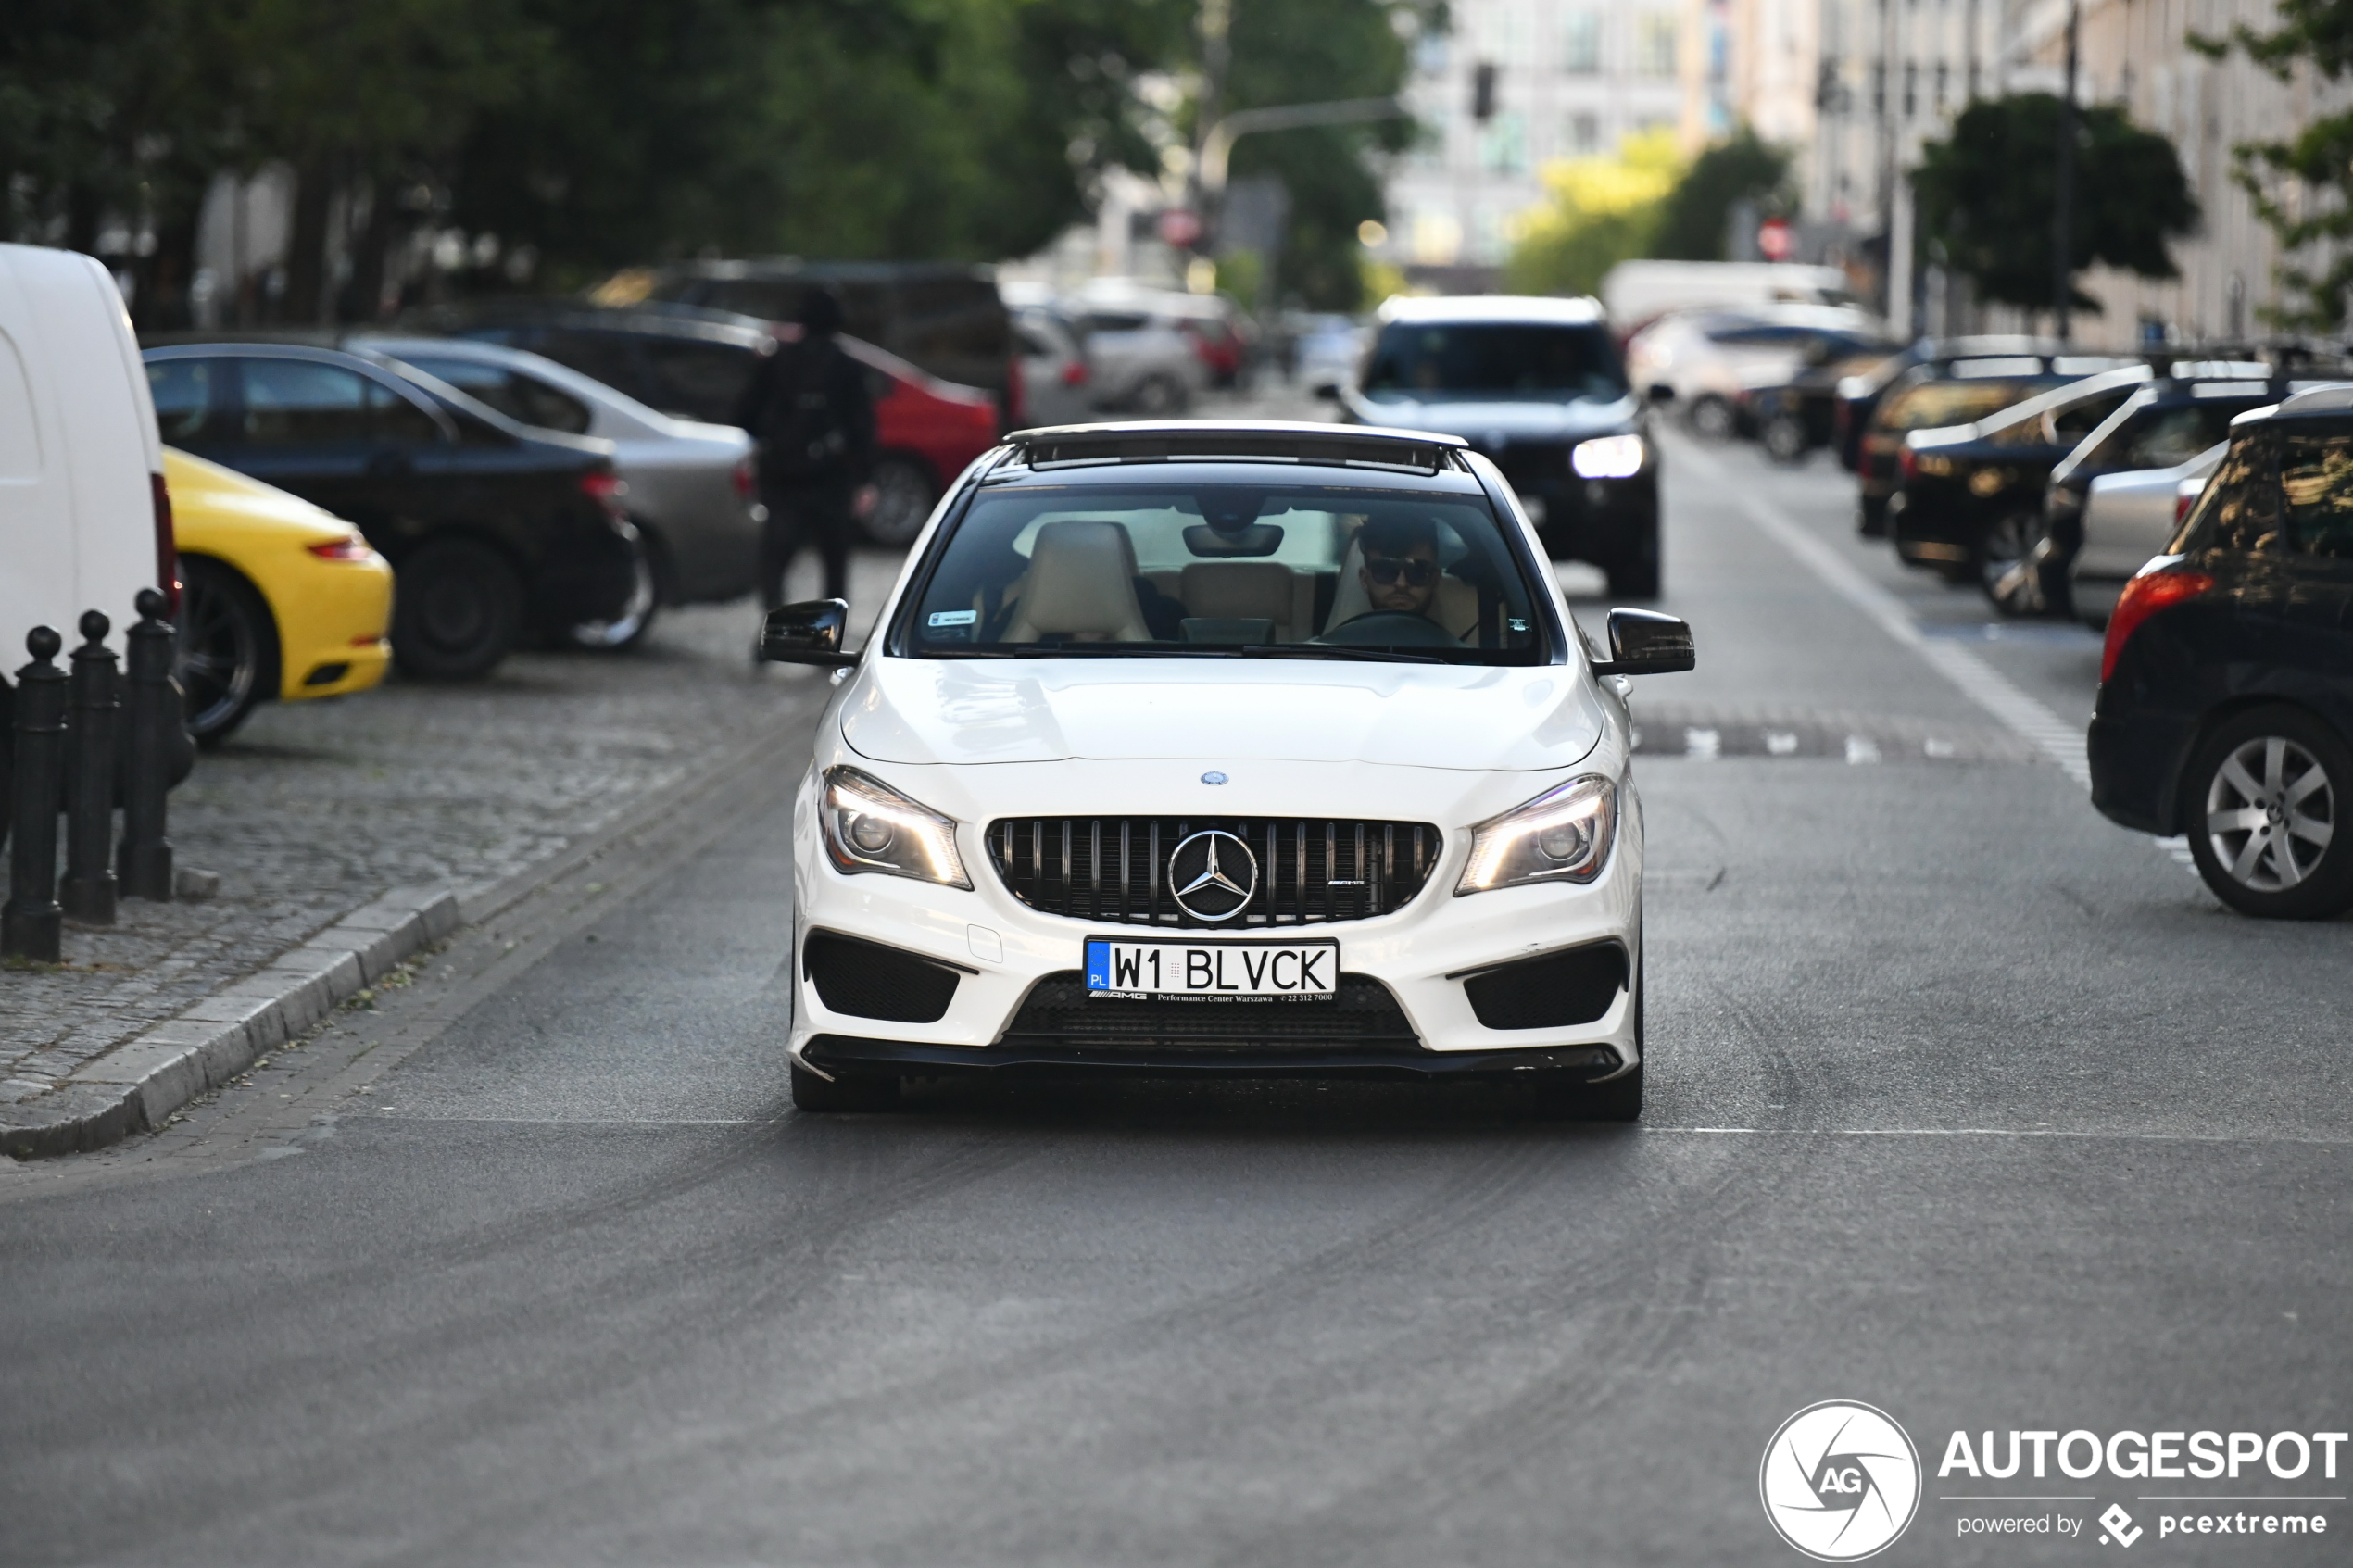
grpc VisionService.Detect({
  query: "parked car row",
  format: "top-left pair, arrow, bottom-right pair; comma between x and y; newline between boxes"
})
1626,303 -> 1897,447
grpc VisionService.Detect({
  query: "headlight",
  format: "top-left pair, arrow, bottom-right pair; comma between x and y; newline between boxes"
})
1570,433 -> 1646,479
1455,775 -> 1617,895
819,766 -> 970,887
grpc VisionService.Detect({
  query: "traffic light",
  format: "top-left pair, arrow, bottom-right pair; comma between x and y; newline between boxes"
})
1472,62 -> 1498,123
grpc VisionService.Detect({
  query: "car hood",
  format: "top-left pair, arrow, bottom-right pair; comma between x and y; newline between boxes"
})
840,656 -> 1608,773
1346,394 -> 1639,445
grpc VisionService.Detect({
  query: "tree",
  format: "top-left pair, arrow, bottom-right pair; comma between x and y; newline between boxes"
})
1212,0 -> 1418,310
1651,127 -> 1792,261
2193,0 -> 2353,328
1503,129 -> 1682,296
1912,94 -> 2197,315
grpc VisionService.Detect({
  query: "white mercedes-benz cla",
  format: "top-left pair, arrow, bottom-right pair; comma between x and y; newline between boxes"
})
760,421 -> 1693,1119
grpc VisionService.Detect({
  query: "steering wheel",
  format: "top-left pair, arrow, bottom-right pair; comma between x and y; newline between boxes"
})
1313,610 -> 1463,648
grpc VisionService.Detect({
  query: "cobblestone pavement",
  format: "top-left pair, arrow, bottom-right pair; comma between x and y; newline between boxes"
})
0,549 -> 903,1105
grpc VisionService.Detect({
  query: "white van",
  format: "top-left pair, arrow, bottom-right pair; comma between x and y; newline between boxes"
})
1600,261 -> 1859,335
0,242 -> 170,682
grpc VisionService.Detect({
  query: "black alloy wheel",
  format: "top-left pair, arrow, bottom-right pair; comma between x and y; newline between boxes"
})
1761,413 -> 1809,464
1976,510 -> 2043,609
175,557 -> 278,746
862,455 -> 939,547
2183,706 -> 2353,919
391,537 -> 523,682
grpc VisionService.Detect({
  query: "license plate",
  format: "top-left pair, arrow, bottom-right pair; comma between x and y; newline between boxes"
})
1084,938 -> 1338,1001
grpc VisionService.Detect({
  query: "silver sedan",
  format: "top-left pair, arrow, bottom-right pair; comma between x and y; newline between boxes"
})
355,336 -> 763,629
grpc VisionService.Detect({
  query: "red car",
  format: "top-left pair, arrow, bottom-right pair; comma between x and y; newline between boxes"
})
833,332 -> 1000,545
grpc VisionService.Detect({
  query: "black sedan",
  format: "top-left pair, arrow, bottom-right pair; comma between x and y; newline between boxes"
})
2088,385 -> 2353,918
1889,365 -> 2152,591
2008,366 -> 2307,616
1850,350 -> 2120,535
144,343 -> 642,680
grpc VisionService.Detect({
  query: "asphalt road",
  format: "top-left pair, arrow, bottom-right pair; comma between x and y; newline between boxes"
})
3,422 -> 2348,1567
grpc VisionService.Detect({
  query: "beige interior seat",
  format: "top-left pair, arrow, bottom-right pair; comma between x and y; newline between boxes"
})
1000,520 -> 1152,643
1324,531 -> 1480,641
1177,561 -> 1311,641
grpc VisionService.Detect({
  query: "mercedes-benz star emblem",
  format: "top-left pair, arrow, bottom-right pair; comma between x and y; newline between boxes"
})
1167,830 -> 1258,922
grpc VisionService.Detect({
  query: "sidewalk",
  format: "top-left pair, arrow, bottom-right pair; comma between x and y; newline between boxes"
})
1,553 -> 899,1153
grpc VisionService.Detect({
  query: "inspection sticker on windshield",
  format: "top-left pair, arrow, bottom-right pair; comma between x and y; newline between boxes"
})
1085,938 -> 1337,1001
926,609 -> 977,627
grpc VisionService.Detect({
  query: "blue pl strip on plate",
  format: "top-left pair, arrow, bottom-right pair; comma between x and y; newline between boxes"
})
1085,939 -> 1112,991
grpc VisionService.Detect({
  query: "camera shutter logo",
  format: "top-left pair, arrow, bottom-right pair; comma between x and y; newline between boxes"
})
1167,830 -> 1257,922
1759,1400 -> 1921,1561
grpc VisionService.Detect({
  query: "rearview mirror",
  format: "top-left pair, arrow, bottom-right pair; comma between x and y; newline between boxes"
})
1591,607 -> 1694,676
759,598 -> 858,667
1311,381 -> 1343,401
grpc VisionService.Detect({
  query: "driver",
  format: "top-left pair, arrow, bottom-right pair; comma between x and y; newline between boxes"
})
1357,516 -> 1445,621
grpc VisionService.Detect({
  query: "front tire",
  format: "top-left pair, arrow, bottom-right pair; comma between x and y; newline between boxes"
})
392,538 -> 523,681
1687,395 -> 1736,441
862,456 -> 938,547
790,1062 -> 902,1112
176,557 -> 278,746
1761,413 -> 1808,464
2183,706 -> 2353,919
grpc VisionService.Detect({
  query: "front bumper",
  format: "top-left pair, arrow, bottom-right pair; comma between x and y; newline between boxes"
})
788,761 -> 1644,1081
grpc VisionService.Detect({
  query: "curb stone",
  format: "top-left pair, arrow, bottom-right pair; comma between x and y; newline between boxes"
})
0,886 -> 461,1160
0,699 -> 822,1160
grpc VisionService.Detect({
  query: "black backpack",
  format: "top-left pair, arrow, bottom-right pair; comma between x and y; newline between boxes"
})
757,337 -> 853,479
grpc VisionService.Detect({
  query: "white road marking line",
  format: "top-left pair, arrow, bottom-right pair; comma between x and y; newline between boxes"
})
1721,476 -> 2094,786
1844,734 -> 1881,765
1766,730 -> 1799,755
1646,1125 -> 2353,1146
1684,725 -> 1721,759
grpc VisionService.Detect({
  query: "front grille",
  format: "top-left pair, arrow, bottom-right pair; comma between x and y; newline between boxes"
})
986,817 -> 1441,928
1000,972 -> 1420,1052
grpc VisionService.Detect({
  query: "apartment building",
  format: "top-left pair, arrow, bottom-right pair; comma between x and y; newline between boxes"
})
1784,0 -> 2349,345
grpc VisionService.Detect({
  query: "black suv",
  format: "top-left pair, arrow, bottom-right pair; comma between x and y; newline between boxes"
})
1325,298 -> 1660,596
143,344 -> 640,680
2088,384 -> 2353,918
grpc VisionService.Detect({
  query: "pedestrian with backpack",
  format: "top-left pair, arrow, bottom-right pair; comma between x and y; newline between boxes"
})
735,288 -> 876,610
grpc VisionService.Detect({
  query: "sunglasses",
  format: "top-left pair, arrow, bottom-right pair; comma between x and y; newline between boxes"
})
1365,556 -> 1439,588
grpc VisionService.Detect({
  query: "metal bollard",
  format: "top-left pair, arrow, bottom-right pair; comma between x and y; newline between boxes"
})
3,627 -> 68,960
59,610 -> 119,924
118,589 -> 176,901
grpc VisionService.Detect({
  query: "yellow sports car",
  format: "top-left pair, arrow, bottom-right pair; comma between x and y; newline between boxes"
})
166,447 -> 393,743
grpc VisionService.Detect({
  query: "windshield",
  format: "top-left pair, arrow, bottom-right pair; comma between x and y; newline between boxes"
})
897,480 -> 1551,664
1360,322 -> 1626,402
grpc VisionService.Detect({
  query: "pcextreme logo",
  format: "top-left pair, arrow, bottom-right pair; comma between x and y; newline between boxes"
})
1761,1400 -> 1924,1562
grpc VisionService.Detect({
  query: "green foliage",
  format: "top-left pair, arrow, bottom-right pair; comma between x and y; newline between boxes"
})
1651,127 -> 1793,261
1912,94 -> 2197,314
2193,0 -> 2353,328
1,0 -> 1197,317
1218,0 -> 1417,310
1503,129 -> 1682,296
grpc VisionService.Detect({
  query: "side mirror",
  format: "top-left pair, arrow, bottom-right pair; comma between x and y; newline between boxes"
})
759,598 -> 858,667
1590,607 -> 1694,676
1645,383 -> 1676,406
1311,381 -> 1343,401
